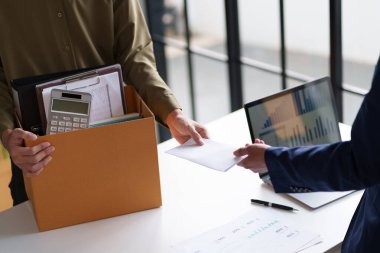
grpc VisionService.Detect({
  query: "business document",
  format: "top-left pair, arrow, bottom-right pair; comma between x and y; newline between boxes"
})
173,209 -> 322,253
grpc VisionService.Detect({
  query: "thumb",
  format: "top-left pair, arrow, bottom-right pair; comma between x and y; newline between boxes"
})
11,129 -> 37,146
233,147 -> 248,157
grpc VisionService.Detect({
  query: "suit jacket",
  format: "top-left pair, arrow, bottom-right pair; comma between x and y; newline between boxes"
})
265,57 -> 380,253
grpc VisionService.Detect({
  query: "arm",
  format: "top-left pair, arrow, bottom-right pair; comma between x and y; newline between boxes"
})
234,140 -> 362,192
235,57 -> 380,192
113,0 -> 208,144
0,58 -> 54,176
265,141 -> 363,192
0,57 -> 15,138
235,136 -> 367,193
113,0 -> 179,123
267,59 -> 380,192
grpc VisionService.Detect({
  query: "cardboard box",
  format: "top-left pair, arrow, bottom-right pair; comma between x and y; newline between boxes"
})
24,86 -> 162,232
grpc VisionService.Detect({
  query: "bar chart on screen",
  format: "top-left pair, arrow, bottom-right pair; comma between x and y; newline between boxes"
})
247,77 -> 341,148
259,112 -> 339,147
257,92 -> 339,147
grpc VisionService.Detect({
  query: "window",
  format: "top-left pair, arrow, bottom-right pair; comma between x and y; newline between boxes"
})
143,0 -> 368,141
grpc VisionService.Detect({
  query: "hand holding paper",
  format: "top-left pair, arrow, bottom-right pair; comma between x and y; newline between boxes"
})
166,139 -> 244,172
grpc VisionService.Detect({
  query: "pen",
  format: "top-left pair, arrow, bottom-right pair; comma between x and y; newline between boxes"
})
251,199 -> 298,212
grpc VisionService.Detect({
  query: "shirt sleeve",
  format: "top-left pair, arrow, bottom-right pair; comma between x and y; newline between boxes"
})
113,0 -> 181,124
265,142 -> 364,193
266,57 -> 380,193
0,57 -> 15,140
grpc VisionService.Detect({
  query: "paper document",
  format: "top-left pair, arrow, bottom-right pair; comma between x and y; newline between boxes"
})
173,210 -> 322,253
40,72 -> 124,124
166,139 -> 244,172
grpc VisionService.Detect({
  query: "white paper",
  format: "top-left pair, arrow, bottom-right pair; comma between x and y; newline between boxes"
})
41,72 -> 124,124
173,210 -> 322,253
166,139 -> 244,172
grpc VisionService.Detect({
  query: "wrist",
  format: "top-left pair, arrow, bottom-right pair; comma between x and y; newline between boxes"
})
165,109 -> 182,126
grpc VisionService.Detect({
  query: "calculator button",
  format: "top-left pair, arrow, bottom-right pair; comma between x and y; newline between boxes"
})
52,115 -> 59,120
58,121 -> 66,126
58,127 -> 65,132
73,123 -> 80,128
50,126 -> 57,132
51,120 -> 58,126
65,127 -> 72,132
63,116 -> 71,121
80,123 -> 87,128
80,118 -> 88,123
73,117 -> 80,122
65,122 -> 73,127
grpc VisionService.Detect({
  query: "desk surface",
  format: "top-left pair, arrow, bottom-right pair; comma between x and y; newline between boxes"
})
0,109 -> 363,253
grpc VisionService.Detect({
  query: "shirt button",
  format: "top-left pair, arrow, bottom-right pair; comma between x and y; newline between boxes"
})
57,12 -> 63,18
64,45 -> 70,51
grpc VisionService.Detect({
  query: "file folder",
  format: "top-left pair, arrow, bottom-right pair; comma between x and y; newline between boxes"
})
35,64 -> 126,134
11,66 -> 100,135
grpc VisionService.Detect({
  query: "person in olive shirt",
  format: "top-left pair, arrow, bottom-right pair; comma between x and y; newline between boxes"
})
0,0 -> 208,205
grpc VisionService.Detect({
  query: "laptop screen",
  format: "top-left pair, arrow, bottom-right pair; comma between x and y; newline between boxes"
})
244,77 -> 341,148
243,77 -> 355,208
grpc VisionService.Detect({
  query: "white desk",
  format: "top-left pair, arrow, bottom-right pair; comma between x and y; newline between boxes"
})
0,109 -> 363,253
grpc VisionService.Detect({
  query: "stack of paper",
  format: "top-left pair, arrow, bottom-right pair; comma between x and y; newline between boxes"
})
173,210 -> 322,253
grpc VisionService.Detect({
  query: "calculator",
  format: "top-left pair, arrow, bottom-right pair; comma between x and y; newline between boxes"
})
46,89 -> 92,135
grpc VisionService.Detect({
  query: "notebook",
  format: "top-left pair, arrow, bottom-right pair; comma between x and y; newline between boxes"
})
244,77 -> 354,209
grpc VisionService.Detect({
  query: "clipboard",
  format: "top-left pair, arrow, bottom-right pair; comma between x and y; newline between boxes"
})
35,64 -> 126,135
11,66 -> 103,135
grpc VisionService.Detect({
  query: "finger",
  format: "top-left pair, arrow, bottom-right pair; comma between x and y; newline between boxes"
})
21,142 -> 52,156
9,129 -> 37,145
189,126 -> 204,145
233,147 -> 248,156
237,159 -> 250,169
175,135 -> 191,144
237,158 -> 259,172
23,155 -> 53,177
195,125 -> 209,139
29,146 -> 55,164
11,144 -> 53,165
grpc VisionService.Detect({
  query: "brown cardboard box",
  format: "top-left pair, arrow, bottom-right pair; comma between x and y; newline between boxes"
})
24,86 -> 162,232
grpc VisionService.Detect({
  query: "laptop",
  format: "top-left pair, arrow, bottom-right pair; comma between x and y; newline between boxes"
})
244,77 -> 354,209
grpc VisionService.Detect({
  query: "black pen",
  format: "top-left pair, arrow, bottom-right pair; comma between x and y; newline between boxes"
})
251,199 -> 298,212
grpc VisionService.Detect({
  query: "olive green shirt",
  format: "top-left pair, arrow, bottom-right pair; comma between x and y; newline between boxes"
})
0,0 -> 180,137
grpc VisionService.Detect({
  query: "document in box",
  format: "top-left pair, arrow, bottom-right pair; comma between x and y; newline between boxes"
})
40,72 -> 125,125
166,139 -> 244,172
173,209 -> 322,253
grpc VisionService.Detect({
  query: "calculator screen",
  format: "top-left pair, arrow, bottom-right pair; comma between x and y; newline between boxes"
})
51,99 -> 89,115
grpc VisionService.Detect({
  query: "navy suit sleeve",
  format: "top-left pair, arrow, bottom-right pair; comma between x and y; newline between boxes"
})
266,57 -> 380,193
